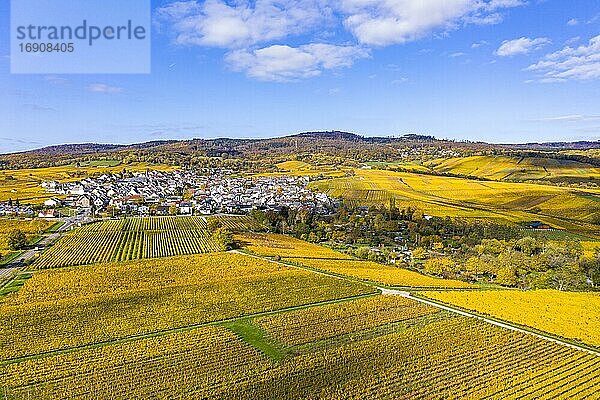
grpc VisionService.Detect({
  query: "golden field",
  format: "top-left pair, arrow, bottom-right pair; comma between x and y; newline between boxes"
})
236,232 -> 353,259
426,155 -> 600,181
423,289 -> 600,347
257,295 -> 438,346
0,326 -> 272,398
582,241 -> 600,259
286,257 -> 474,289
258,160 -> 346,178
33,216 -> 224,269
1,252 -> 373,360
0,219 -> 53,251
311,168 -> 600,238
2,156 -> 600,398
2,316 -> 598,399
237,232 -> 474,288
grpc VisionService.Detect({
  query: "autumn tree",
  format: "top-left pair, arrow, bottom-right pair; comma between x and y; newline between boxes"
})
7,229 -> 27,250
212,228 -> 235,251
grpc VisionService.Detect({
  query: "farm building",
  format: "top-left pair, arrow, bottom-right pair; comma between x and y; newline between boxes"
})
525,221 -> 552,230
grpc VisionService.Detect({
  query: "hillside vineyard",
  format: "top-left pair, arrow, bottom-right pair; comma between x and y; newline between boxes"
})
1,134 -> 599,399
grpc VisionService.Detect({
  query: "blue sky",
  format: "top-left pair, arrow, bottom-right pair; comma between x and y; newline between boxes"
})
1,0 -> 600,153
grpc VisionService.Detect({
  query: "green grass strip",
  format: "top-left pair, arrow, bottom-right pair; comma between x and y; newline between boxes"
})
223,319 -> 288,362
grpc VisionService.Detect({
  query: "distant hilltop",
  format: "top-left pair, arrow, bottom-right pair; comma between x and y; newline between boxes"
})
1,130 -> 599,170
6,131 -> 600,158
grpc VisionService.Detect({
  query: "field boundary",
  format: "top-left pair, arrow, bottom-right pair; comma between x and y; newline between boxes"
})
405,291 -> 600,357
1,291 -> 377,366
236,250 -> 484,291
241,250 -> 600,357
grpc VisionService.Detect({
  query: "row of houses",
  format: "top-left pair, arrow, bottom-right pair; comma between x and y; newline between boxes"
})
42,170 -> 336,216
0,203 -> 35,216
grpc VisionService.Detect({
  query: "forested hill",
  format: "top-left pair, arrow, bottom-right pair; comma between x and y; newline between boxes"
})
1,131 -> 599,170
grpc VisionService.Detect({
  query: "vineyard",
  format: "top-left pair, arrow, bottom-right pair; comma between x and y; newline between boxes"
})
0,219 -> 53,251
33,216 -> 261,269
423,289 -> 600,348
237,232 -> 353,259
310,168 -> 600,238
2,191 -> 599,397
260,161 -> 345,178
237,232 -> 475,288
256,295 -> 439,346
2,303 -> 598,399
1,252 -> 374,360
286,257 -> 474,289
426,155 -> 600,182
212,215 -> 265,231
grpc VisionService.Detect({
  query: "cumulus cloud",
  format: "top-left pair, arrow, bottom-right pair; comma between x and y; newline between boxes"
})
527,35 -> 600,82
156,1 -> 526,48
226,44 -> 369,81
155,0 -> 331,48
155,0 -> 526,80
340,0 -> 525,46
86,84 -> 124,93
496,37 -> 551,56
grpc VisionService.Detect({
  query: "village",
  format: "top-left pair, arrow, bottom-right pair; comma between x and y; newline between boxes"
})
37,169 -> 336,218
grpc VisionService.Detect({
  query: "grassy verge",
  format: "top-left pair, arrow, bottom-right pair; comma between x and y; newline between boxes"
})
0,272 -> 33,300
46,220 -> 65,233
0,292 -> 377,366
0,251 -> 24,267
223,319 -> 288,362
29,235 -> 44,246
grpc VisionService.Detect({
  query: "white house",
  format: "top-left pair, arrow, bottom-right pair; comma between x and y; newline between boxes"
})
178,202 -> 193,215
44,198 -> 62,208
70,185 -> 86,195
38,209 -> 57,218
42,181 -> 59,190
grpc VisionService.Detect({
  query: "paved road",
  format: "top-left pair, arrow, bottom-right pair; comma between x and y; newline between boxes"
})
380,287 -> 600,358
236,252 -> 600,358
0,217 -> 77,283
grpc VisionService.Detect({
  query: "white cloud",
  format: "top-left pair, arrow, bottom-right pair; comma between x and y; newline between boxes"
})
157,0 -> 525,48
226,44 -> 369,81
472,40 -> 489,48
588,14 -> 600,24
533,115 -> 600,122
496,37 -> 551,56
22,103 -> 57,112
567,18 -> 579,26
155,0 -> 331,48
86,84 -> 124,93
449,52 -> 466,58
340,0 -> 525,46
391,77 -> 409,85
44,76 -> 69,85
527,35 -> 600,82
155,0 -> 525,81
